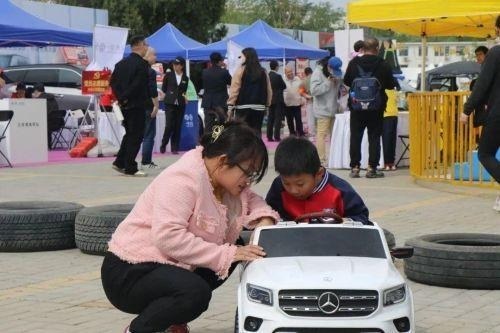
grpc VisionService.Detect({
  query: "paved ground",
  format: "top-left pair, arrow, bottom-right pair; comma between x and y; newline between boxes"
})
0,152 -> 499,333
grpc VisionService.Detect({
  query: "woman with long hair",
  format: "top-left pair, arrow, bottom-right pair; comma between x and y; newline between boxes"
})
227,47 -> 272,135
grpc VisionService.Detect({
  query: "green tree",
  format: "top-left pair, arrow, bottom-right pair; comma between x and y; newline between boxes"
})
221,0 -> 344,32
54,0 -> 226,43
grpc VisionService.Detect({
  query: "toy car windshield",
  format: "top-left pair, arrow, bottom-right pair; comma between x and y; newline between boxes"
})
258,227 -> 386,259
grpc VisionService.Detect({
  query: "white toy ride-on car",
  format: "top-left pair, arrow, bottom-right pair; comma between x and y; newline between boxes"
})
236,211 -> 415,333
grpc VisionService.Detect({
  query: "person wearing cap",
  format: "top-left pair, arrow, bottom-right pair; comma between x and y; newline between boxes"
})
201,52 -> 232,134
160,56 -> 189,154
309,56 -> 343,164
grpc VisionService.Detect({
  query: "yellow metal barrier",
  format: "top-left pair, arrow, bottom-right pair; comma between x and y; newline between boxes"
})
408,92 -> 498,188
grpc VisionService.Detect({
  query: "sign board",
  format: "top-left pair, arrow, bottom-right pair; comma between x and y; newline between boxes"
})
0,99 -> 48,165
81,70 -> 111,95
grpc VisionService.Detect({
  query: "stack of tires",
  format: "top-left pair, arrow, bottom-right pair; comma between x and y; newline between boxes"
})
75,204 -> 133,255
0,201 -> 84,251
404,233 -> 500,289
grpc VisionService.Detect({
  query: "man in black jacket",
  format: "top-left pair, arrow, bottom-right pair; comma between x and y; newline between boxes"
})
201,52 -> 231,133
461,15 -> 500,212
267,60 -> 287,141
110,35 -> 150,177
160,56 -> 189,154
344,37 -> 396,179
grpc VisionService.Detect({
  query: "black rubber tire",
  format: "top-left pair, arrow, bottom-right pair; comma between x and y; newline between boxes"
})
382,228 -> 396,249
75,204 -> 133,255
0,201 -> 84,252
404,233 -> 500,289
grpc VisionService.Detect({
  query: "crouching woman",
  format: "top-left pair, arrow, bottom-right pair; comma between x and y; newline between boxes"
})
101,121 -> 279,333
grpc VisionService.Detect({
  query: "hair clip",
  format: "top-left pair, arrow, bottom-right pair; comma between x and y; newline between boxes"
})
211,125 -> 224,142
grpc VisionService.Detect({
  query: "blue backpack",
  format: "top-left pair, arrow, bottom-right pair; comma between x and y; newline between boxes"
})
349,63 -> 383,111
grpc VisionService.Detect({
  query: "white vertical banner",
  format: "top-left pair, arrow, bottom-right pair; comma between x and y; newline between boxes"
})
227,40 -> 243,76
334,29 -> 364,73
87,24 -> 129,71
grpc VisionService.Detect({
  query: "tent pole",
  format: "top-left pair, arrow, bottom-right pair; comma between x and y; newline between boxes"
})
421,34 -> 427,91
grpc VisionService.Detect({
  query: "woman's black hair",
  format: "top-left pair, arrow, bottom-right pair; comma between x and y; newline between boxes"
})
241,47 -> 263,82
200,121 -> 269,183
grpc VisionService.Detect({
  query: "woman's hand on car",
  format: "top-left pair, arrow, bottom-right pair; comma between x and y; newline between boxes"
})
233,245 -> 266,262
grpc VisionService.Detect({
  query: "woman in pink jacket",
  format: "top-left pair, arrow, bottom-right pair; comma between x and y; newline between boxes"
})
101,121 -> 279,333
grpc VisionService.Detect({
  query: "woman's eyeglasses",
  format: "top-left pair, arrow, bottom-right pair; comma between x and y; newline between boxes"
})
235,163 -> 259,183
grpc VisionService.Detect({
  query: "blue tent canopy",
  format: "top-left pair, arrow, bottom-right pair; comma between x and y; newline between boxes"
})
0,0 -> 92,47
124,23 -> 204,61
188,20 -> 329,61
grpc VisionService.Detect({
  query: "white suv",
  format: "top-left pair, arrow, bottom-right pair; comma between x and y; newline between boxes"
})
236,219 -> 414,333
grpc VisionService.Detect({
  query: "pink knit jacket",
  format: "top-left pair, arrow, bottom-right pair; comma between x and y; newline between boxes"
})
108,146 -> 279,279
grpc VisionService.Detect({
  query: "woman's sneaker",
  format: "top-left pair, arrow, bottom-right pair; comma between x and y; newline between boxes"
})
141,162 -> 160,169
366,168 -> 384,178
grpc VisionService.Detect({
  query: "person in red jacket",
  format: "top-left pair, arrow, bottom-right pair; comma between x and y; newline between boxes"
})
266,136 -> 370,224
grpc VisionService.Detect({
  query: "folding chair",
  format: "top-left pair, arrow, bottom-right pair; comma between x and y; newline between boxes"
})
66,109 -> 88,146
396,134 -> 410,167
0,110 -> 14,168
49,110 -> 70,150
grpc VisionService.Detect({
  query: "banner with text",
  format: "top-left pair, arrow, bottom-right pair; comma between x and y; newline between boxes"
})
87,25 -> 129,71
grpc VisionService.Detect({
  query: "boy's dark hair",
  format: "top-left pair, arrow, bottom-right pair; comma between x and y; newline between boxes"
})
496,15 -> 500,28
129,35 -> 146,47
353,40 -> 365,52
475,46 -> 488,55
200,121 -> 268,183
275,137 -> 321,176
304,67 -> 313,75
270,60 -> 279,70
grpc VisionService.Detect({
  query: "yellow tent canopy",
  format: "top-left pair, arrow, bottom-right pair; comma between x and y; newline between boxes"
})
347,0 -> 500,38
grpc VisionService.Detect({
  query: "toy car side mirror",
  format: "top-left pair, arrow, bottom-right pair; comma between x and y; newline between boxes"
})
390,246 -> 414,259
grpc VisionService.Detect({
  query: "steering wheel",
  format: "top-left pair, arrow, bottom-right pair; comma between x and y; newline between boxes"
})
295,211 -> 343,224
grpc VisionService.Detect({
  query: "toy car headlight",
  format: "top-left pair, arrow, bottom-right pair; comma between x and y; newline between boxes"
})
383,284 -> 406,306
247,283 -> 273,306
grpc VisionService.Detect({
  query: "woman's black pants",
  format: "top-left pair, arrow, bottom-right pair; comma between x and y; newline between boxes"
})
101,251 -> 239,333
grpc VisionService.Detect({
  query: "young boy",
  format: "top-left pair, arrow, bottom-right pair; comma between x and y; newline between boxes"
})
266,137 -> 370,224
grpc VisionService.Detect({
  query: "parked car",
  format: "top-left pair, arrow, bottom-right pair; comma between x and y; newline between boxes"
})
2,64 -> 91,111
236,217 -> 415,333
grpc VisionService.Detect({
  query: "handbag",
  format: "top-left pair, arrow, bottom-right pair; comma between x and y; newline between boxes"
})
112,101 -> 124,122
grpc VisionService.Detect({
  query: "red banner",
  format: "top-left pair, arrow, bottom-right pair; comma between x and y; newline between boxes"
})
81,70 -> 111,95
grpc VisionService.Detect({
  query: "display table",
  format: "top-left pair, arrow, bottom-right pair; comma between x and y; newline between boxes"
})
328,111 -> 409,169
0,98 -> 48,165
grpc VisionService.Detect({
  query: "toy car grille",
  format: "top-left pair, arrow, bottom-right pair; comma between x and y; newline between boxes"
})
278,289 -> 378,317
